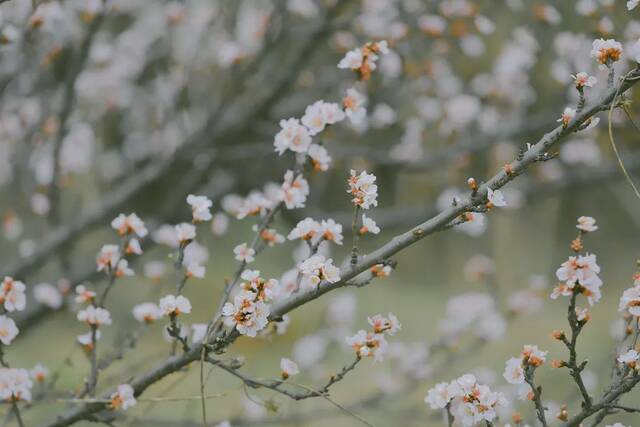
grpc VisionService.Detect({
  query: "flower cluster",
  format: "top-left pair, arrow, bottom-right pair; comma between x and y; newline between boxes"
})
288,218 -> 344,245
552,253 -> 603,305
280,170 -> 310,209
346,313 -> 400,361
186,194 -> 213,223
0,277 -> 26,312
222,289 -> 270,338
347,169 -> 378,209
551,217 -> 602,305
337,40 -> 390,80
425,374 -> 507,427
298,254 -> 341,289
503,345 -> 548,387
239,270 -> 278,303
111,213 -> 148,237
0,368 -> 33,402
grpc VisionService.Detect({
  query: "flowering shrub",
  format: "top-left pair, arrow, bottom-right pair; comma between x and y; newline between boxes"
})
2,1 -> 640,427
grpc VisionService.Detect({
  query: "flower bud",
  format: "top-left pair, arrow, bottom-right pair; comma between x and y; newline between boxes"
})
467,177 -> 478,191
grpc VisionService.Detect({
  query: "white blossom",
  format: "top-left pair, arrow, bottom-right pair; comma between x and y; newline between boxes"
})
111,213 -> 148,237
234,243 -> 255,263
110,384 -> 137,410
159,295 -> 192,316
280,358 -> 300,379
0,316 -> 19,345
187,194 -> 213,222
77,306 -> 112,327
0,277 -> 26,312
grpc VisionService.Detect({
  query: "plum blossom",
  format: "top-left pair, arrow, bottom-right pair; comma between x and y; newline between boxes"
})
288,218 -> 321,241
371,264 -> 393,277
132,303 -> 162,323
187,194 -> 213,222
111,213 -> 148,237
425,374 -> 507,426
240,270 -> 278,302
222,290 -> 270,337
234,243 -> 255,263
576,216 -> 598,232
360,214 -> 380,234
337,41 -> 390,80
0,368 -> 33,402
0,277 -> 26,312
280,170 -> 310,209
0,315 -> 19,345
618,284 -> 640,316
298,254 -> 341,288
503,345 -> 547,387
424,381 -> 459,409
337,48 -> 364,70
319,219 -> 343,245
280,358 -> 300,379
307,144 -> 331,171
487,188 -> 507,207
552,253 -> 603,305
77,306 -> 112,326
159,295 -> 192,316
186,262 -> 206,279
343,88 -> 367,123
114,259 -> 134,277
347,170 -> 378,209
346,329 -> 388,361
274,118 -> 312,155
558,107 -> 576,127
368,313 -> 401,335
75,285 -> 96,304
301,100 -> 345,136
126,238 -> 143,255
572,72 -> 597,89
96,244 -> 120,272
503,357 -> 525,385
236,191 -> 274,219
590,38 -> 623,65
77,330 -> 101,349
175,223 -> 196,244
110,384 -> 137,410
